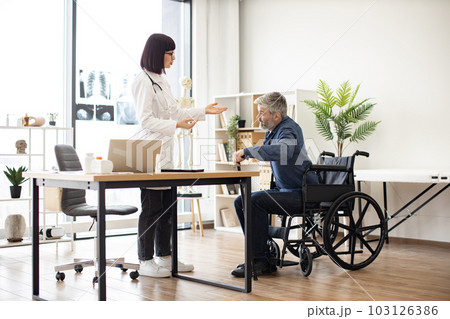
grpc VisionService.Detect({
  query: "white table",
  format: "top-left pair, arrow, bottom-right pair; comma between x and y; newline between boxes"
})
354,169 -> 450,243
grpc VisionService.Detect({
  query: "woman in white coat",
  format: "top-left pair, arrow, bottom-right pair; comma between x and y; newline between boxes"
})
132,33 -> 226,277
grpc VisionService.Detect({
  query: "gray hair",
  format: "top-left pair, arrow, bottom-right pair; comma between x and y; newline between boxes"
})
254,92 -> 287,118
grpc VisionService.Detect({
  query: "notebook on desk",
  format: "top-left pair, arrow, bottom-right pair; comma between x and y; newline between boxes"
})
108,139 -> 162,173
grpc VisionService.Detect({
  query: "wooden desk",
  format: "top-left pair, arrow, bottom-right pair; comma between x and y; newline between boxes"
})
355,169 -> 450,243
23,170 -> 259,301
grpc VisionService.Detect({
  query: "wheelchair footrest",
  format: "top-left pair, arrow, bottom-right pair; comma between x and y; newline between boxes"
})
280,260 -> 299,267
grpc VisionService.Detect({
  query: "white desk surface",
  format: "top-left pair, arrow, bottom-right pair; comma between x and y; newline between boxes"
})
354,169 -> 450,184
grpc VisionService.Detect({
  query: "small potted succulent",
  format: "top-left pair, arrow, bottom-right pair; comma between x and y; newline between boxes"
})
48,113 -> 58,126
3,166 -> 29,198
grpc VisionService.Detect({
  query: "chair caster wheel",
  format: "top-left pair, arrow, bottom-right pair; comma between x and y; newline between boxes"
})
119,264 -> 128,272
93,276 -> 98,285
130,271 -> 139,280
74,264 -> 83,273
56,272 -> 65,281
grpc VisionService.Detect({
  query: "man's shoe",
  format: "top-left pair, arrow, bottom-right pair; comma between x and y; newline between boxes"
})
155,256 -> 194,272
139,259 -> 171,278
231,260 -> 277,278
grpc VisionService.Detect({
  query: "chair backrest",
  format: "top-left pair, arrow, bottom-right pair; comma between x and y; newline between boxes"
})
54,145 -> 87,213
316,155 -> 355,185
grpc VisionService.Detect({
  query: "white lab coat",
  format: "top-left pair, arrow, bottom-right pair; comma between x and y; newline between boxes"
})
132,69 -> 206,169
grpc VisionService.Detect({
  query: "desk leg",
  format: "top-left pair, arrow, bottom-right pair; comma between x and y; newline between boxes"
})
243,177 -> 252,292
97,183 -> 107,301
171,186 -> 178,274
32,178 -> 40,299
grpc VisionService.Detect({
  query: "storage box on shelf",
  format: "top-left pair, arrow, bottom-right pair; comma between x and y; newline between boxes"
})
0,126 -> 73,248
212,90 -> 317,233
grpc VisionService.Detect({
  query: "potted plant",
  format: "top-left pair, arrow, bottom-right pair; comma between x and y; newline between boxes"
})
226,115 -> 241,160
3,166 -> 29,198
304,80 -> 381,157
48,113 -> 58,126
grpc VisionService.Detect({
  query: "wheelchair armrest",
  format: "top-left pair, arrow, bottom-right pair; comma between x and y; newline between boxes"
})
309,164 -> 349,172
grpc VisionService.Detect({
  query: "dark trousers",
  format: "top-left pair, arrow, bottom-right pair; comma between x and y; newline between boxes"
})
234,189 -> 303,260
138,188 -> 172,261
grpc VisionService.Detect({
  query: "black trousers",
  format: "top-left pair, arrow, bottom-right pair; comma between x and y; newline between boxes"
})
137,188 -> 172,261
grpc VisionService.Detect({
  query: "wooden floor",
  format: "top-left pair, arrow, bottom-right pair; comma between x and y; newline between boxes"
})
0,229 -> 449,301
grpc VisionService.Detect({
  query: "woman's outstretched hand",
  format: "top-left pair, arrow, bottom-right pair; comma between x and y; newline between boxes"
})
205,103 -> 227,114
176,118 -> 198,129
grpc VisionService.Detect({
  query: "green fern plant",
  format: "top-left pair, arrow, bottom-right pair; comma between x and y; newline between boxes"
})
226,115 -> 241,157
304,80 -> 381,156
3,166 -> 29,186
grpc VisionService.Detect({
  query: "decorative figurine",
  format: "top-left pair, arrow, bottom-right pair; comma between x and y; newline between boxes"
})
15,139 -> 27,154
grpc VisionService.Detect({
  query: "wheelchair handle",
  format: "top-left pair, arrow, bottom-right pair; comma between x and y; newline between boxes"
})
320,151 -> 335,158
355,150 -> 369,157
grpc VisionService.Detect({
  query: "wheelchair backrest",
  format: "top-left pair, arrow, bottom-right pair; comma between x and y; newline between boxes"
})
316,155 -> 354,185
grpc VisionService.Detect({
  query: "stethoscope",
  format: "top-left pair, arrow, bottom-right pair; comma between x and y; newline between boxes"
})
143,69 -> 177,111
144,69 -> 163,93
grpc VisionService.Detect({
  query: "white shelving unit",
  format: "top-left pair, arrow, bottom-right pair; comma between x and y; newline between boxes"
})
0,126 -> 73,248
212,90 -> 317,233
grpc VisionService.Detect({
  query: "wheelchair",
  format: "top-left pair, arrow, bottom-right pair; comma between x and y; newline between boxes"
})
267,150 -> 387,277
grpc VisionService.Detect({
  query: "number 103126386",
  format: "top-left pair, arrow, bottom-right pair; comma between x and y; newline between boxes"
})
368,305 -> 439,316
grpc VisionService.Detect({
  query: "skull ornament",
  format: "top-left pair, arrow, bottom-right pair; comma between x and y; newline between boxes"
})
15,139 -> 27,154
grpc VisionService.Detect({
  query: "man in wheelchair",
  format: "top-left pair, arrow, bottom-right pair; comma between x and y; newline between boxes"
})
231,92 -> 319,277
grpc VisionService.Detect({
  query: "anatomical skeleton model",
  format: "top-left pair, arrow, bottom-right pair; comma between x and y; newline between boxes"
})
176,77 -> 196,169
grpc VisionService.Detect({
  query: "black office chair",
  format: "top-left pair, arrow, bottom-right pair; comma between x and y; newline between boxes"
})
53,144 -> 140,283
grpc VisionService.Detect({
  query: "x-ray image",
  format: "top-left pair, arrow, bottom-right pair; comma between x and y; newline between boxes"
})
79,69 -> 111,100
117,101 -> 138,125
116,74 -> 138,125
96,105 -> 114,121
76,104 -> 94,120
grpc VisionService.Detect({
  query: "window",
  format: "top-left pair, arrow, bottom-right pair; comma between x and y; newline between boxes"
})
0,0 -> 66,239
0,0 -> 65,125
73,0 -> 192,158
72,0 -> 192,228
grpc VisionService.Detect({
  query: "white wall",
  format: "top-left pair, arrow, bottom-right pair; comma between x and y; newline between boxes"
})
238,0 -> 450,242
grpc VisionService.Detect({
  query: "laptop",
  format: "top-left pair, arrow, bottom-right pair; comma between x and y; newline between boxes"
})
108,139 -> 162,173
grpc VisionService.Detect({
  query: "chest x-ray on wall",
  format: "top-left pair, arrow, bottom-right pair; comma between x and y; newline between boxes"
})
77,70 -> 137,124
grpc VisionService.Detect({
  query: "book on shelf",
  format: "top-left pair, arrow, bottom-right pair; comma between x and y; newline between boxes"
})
217,142 -> 228,162
221,184 -> 229,195
220,208 -> 240,227
219,112 -> 227,128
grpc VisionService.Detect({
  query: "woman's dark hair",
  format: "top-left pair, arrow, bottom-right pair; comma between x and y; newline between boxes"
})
140,33 -> 176,74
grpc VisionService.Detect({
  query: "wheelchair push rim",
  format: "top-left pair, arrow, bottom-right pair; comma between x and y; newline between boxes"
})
323,191 -> 386,270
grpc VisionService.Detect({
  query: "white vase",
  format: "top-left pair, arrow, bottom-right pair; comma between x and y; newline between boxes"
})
5,214 -> 26,242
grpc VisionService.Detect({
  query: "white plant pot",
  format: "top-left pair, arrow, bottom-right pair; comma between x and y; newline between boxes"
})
5,214 -> 26,242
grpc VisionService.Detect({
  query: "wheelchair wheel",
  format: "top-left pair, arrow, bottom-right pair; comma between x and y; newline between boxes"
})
268,239 -> 280,266
299,245 -> 313,277
323,191 -> 386,270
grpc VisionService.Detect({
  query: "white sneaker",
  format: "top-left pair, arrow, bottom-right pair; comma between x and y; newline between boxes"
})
155,256 -> 194,272
139,259 -> 171,278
